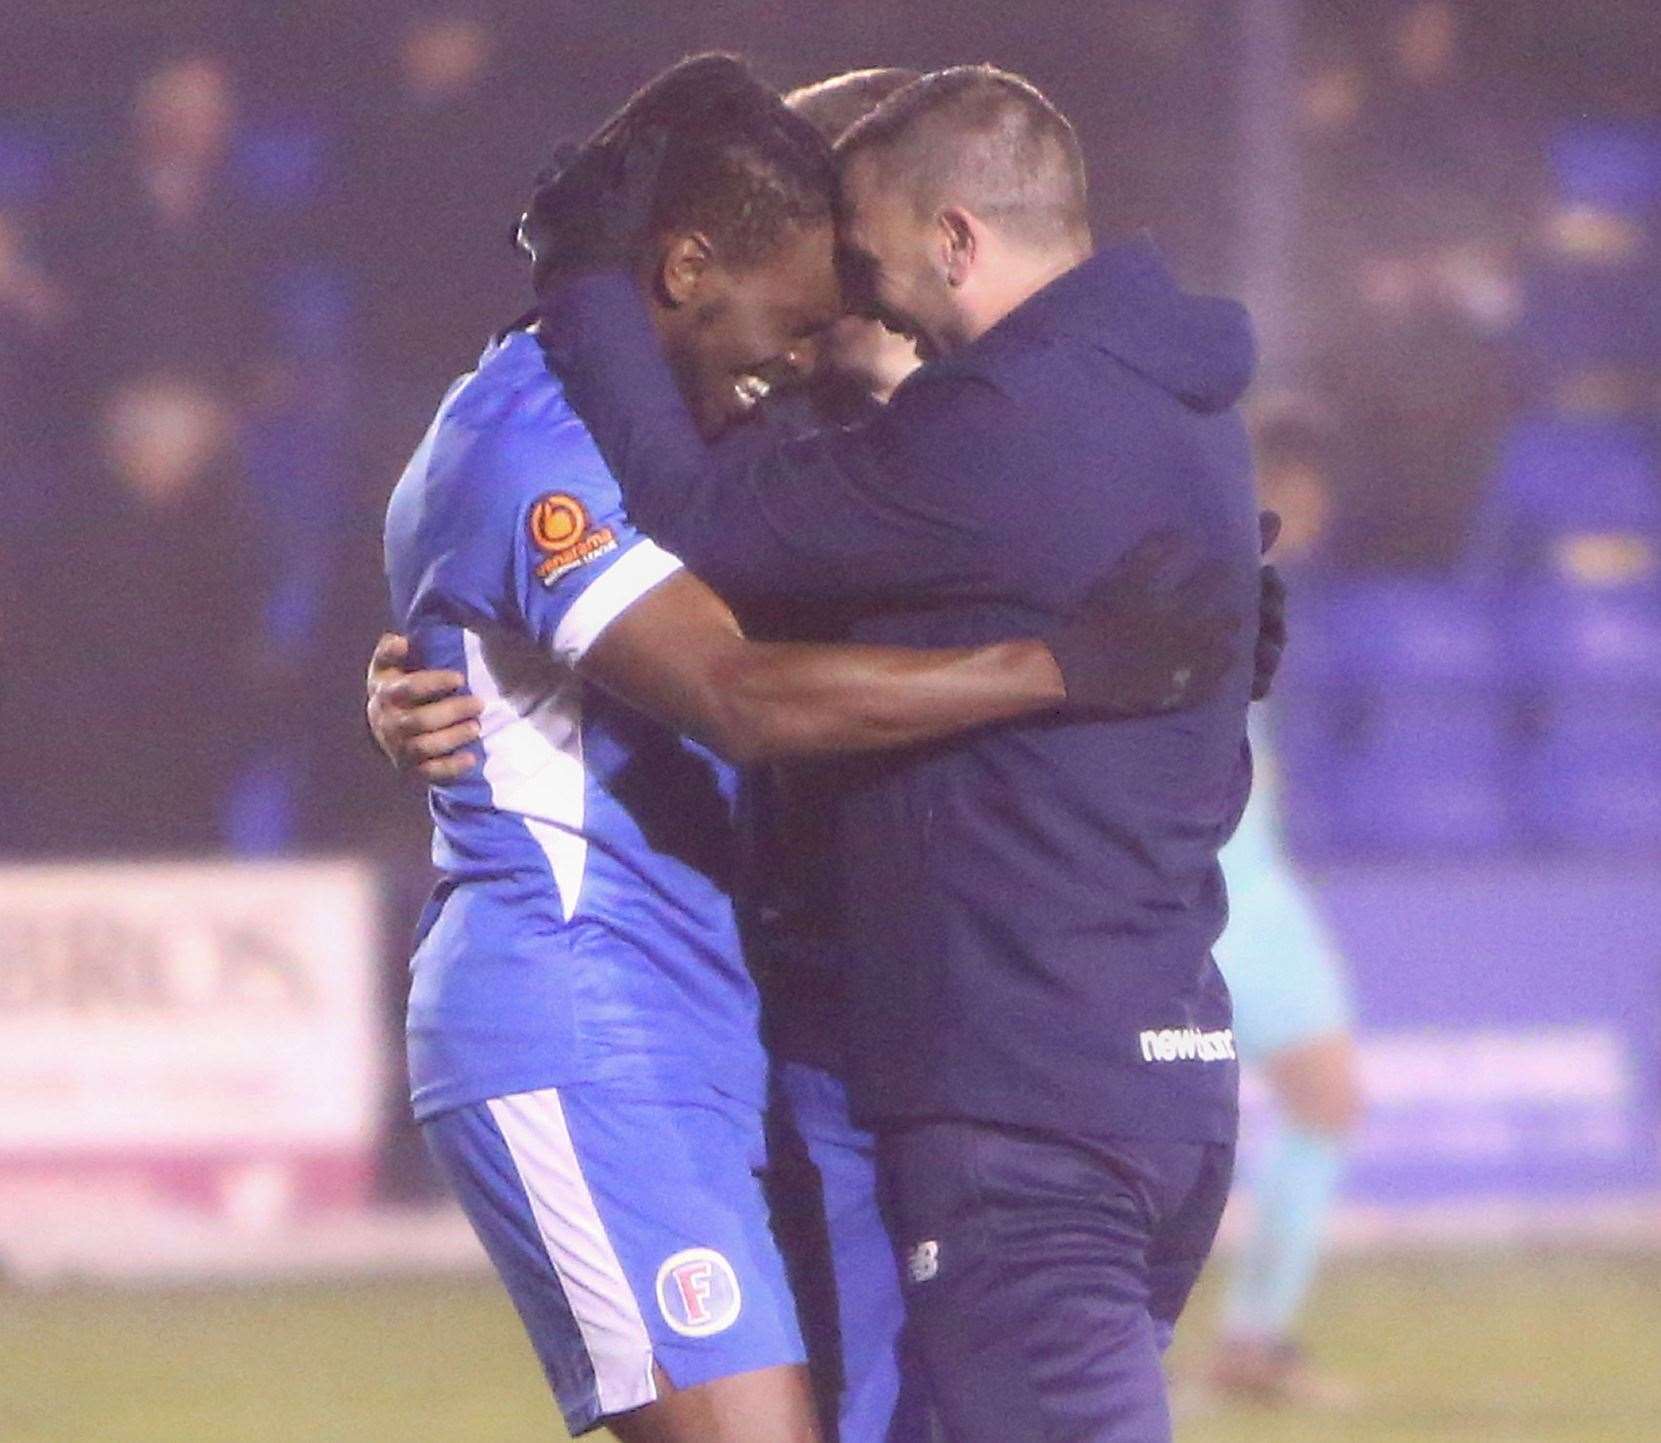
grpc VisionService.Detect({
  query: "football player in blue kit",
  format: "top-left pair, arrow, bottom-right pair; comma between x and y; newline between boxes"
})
374,56 -> 1252,1443
371,67 -> 944,1443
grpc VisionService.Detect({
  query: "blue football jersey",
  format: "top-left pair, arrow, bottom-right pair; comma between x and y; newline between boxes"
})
384,330 -> 765,1120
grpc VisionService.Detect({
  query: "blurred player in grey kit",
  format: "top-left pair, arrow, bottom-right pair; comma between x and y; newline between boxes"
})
1204,408 -> 1362,1409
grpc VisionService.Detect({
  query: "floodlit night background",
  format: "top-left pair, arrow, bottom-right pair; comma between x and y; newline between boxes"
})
1,2 -> 1658,1440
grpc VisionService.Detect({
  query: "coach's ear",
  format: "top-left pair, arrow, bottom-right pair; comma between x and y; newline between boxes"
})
654,231 -> 715,308
938,206 -> 978,288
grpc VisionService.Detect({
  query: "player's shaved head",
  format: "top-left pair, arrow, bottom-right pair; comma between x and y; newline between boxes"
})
837,65 -> 1089,251
783,67 -> 921,145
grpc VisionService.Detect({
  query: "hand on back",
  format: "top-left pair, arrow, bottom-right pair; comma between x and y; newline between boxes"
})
365,633 -> 483,783
1046,510 -> 1286,715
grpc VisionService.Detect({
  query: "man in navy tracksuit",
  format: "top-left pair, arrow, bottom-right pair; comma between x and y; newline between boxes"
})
536,65 -> 1260,1443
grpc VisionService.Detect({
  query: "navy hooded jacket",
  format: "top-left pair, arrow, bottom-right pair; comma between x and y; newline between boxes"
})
542,238 -> 1260,1142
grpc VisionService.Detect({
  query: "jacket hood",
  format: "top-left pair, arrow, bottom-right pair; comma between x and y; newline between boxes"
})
1008,236 -> 1257,414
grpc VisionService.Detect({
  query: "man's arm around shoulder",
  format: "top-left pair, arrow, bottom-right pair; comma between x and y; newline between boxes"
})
577,569 -> 1067,766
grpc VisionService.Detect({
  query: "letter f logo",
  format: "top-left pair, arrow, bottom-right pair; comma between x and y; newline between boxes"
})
672,1260 -> 714,1324
656,1247 -> 743,1337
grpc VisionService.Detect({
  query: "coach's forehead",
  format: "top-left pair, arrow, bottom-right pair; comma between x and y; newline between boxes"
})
838,152 -> 924,272
838,147 -> 887,210
838,150 -> 905,237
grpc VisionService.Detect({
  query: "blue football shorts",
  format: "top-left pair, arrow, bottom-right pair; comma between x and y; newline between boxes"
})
769,1058 -> 931,1443
424,1080 -> 806,1435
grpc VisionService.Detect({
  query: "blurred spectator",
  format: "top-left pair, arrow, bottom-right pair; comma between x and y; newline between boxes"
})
0,208 -> 66,337
49,373 -> 265,854
102,375 -> 232,508
60,54 -> 266,392
0,205 -> 73,530
46,52 -> 266,549
133,55 -> 236,225
1294,2 -> 1537,572
0,207 -> 74,852
1255,406 -> 1340,573
28,53 -> 281,854
1244,403 -> 1355,857
403,12 -> 494,102
1316,244 -> 1511,569
1298,47 -> 1365,141
1392,0 -> 1457,89
337,9 -> 539,470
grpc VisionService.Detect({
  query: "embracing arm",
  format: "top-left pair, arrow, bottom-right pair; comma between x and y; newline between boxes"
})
364,536 -> 1240,777
582,570 -> 1063,765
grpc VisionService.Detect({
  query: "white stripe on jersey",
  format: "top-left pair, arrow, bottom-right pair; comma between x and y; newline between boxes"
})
488,1089 -> 658,1416
459,539 -> 683,922
553,539 -> 684,664
463,628 -> 590,920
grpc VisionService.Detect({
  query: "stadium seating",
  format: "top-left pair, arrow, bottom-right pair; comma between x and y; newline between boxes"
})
0,124 -> 56,206
1517,122 -> 1661,390
1264,582 -> 1364,858
1507,587 -> 1661,849
1278,579 -> 1513,856
1468,415 -> 1661,591
1550,119 -> 1661,217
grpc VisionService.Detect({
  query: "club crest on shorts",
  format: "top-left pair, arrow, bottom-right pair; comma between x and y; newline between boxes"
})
655,1247 -> 742,1337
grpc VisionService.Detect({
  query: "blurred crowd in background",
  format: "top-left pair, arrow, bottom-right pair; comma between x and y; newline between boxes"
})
2,0 -> 1659,862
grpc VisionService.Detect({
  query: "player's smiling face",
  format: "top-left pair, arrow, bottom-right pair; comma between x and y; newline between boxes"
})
836,152 -> 960,364
656,219 -> 844,438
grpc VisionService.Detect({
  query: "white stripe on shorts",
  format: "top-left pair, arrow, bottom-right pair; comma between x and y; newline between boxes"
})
488,1088 -> 658,1417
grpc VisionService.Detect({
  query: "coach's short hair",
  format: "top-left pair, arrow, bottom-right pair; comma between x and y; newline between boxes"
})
783,67 -> 921,145
520,53 -> 837,290
836,65 -> 1089,248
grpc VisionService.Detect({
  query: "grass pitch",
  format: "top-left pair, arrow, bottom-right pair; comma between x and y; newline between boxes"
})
3,1252 -> 1657,1442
